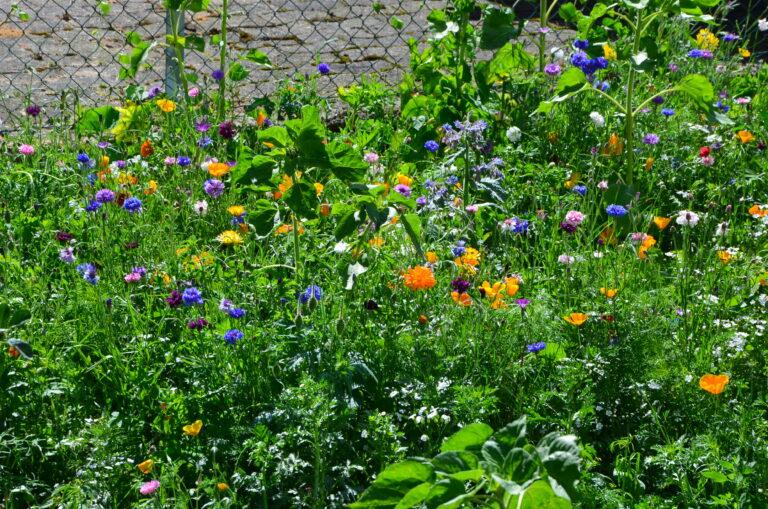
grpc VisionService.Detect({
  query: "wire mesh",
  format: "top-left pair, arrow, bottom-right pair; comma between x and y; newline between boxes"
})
0,1 -> 575,121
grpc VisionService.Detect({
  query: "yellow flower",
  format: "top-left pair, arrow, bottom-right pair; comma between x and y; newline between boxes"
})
425,251 -> 438,264
738,47 -> 751,58
191,251 -> 214,268
563,312 -> 588,326
182,419 -> 203,437
695,28 -> 719,51
736,130 -> 754,144
699,374 -> 729,395
314,182 -> 324,196
653,217 -> 671,230
564,172 -> 581,190
217,482 -> 230,492
144,180 -> 158,195
278,174 -> 293,193
601,133 -> 624,156
644,157 -> 654,171
112,104 -> 138,142
227,205 -> 246,217
451,291 -> 472,307
156,98 -> 177,113
503,277 -> 519,297
603,44 -> 617,61
369,236 -> 384,248
99,155 -> 110,168
397,174 -> 413,187
137,459 -> 154,474
208,162 -> 231,178
217,230 -> 243,246
600,287 -> 618,299
717,250 -> 733,264
479,281 -> 504,300
454,247 -> 480,273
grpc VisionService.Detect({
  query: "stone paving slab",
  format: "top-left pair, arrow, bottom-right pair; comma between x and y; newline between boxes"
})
0,0 -> 573,118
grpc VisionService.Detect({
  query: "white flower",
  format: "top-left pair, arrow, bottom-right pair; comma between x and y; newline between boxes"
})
758,18 -> 768,31
714,221 -> 729,237
333,241 -> 350,254
550,46 -> 565,59
506,126 -> 522,143
675,210 -> 700,227
193,200 -> 208,215
558,254 -> 575,265
589,111 -> 605,128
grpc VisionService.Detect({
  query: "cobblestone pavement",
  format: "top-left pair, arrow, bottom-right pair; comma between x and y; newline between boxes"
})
0,0 -> 573,117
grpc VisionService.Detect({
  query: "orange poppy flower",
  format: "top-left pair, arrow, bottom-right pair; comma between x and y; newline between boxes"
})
182,419 -> 203,437
217,483 -> 230,491
748,204 -> 768,217
99,155 -> 110,168
319,203 -> 331,217
140,140 -> 153,158
137,459 -> 154,474
451,291 -> 472,307
699,374 -> 730,395
143,180 -> 158,195
404,266 -> 436,291
653,216 -> 671,230
736,130 -> 754,143
642,235 -> 656,249
563,313 -> 588,326
369,236 -> 384,248
600,287 -> 618,299
256,110 -> 268,127
314,182 -> 324,196
601,133 -> 623,156
717,251 -> 732,264
208,162 -> 231,178
397,174 -> 413,187
504,277 -> 520,297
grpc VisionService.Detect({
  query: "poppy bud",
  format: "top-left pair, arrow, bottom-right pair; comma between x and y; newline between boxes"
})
8,346 -> 20,358
418,314 -> 428,325
319,203 -> 331,217
699,146 -> 710,157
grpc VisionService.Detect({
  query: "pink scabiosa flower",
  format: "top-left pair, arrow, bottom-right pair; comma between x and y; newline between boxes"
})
597,180 -> 609,190
140,480 -> 160,496
188,87 -> 200,98
19,144 -> 35,156
700,155 -> 715,166
363,152 -> 379,164
558,254 -> 575,265
465,205 -> 478,214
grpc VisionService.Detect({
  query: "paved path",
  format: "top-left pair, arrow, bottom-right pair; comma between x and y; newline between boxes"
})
0,0 -> 572,117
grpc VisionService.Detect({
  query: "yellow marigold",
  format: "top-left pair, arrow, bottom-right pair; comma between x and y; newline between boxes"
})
738,47 -> 751,58
454,247 -> 480,273
182,419 -> 203,437
603,44 -> 617,61
137,459 -> 154,474
653,216 -> 671,230
314,182 -> 324,196
699,374 -> 729,395
144,180 -> 158,195
227,205 -> 246,217
696,28 -> 719,51
563,312 -> 588,326
451,291 -> 472,307
208,162 -> 231,178
217,230 -> 243,246
479,281 -> 504,300
404,265 -> 436,291
425,251 -> 438,264
397,174 -> 413,187
156,98 -> 177,113
736,130 -> 754,143
600,287 -> 618,299
717,250 -> 733,264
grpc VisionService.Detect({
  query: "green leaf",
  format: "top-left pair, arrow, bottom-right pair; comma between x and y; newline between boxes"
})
495,416 -> 527,448
431,451 -> 479,474
390,16 -> 404,30
558,3 -> 581,23
242,49 -> 273,68
248,199 -> 277,236
76,106 -> 120,135
283,181 -> 317,219
401,213 -> 424,260
334,210 -> 362,240
231,155 -> 276,186
424,478 -> 465,507
441,423 -> 494,452
537,433 -> 581,500
118,36 -> 155,80
258,126 -> 292,148
519,480 -> 572,508
351,461 -> 435,508
326,140 -> 367,182
701,470 -> 728,483
488,42 -> 535,82
676,74 -> 714,112
395,482 -> 431,509
97,1 -> 112,15
228,62 -> 250,82
555,67 -> 587,95
623,0 -> 649,9
0,303 -> 31,330
427,9 -> 448,32
480,7 -> 520,50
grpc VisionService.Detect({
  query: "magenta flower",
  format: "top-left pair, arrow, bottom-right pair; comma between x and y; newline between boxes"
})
19,144 -> 35,156
140,480 -> 160,496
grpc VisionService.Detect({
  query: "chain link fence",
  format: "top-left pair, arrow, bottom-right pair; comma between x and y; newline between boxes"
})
0,1 -> 574,120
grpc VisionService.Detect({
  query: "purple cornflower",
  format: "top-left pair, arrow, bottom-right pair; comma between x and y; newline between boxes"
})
652,95 -> 665,105
501,217 -> 529,234
605,204 -> 628,217
182,287 -> 204,306
198,136 -> 213,148
573,39 -> 589,50
187,318 -> 209,330
76,263 -> 99,284
394,184 -> 411,197
194,119 -> 211,132
123,197 -> 142,213
661,108 -> 675,117
416,196 -> 428,207
451,278 -> 471,294
526,341 -> 546,353
56,231 -> 74,242
544,63 -> 561,76
166,290 -> 183,308
85,200 -> 102,212
212,69 -> 225,81
218,121 -> 236,139
95,189 -> 116,203
204,179 -> 225,198
643,133 -> 660,145
140,480 -> 160,496
25,104 -> 41,117
59,247 -> 76,264
688,49 -> 713,59
224,329 -> 244,344
219,298 -> 234,311
723,33 -> 739,42
147,85 -> 162,99
573,185 -> 587,196
424,140 -> 439,153
516,298 -> 530,310
317,62 -> 331,75
228,308 -> 246,319
177,156 -> 191,167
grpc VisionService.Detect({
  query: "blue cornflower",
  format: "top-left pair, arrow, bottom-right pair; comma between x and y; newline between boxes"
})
77,153 -> 91,165
85,200 -> 102,212
299,285 -> 323,304
182,287 -> 204,306
451,240 -> 467,257
223,329 -> 244,344
661,108 -> 675,117
605,204 -> 628,217
573,39 -> 589,50
317,62 -> 331,75
198,136 -> 213,148
445,175 -> 459,186
212,69 -> 225,81
95,189 -> 115,203
526,341 -> 546,353
123,196 -> 143,213
573,185 -> 587,196
570,51 -> 589,68
424,140 -> 439,153
76,263 -> 99,284
228,308 -> 246,319
177,156 -> 191,167
688,49 -> 713,59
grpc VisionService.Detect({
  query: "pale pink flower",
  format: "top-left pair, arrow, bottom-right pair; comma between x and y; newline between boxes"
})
140,480 -> 160,496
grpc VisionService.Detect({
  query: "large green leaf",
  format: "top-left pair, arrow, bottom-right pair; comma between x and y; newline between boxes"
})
431,451 -> 479,474
76,106 -> 119,135
555,68 -> 587,96
231,155 -> 276,186
676,74 -> 714,112
258,126 -> 292,148
283,181 -> 318,219
350,460 -> 435,508
326,140 -> 367,182
495,416 -> 527,448
424,478 -> 465,507
0,303 -> 31,330
228,62 -> 250,82
248,199 -> 278,235
441,423 -> 494,452
242,49 -> 273,68
118,34 -> 155,80
518,480 -> 572,509
488,42 -> 534,82
480,7 -> 521,50
536,433 -> 581,500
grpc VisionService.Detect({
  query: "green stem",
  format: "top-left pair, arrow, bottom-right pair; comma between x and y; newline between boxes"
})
170,9 -> 190,99
293,214 -> 302,318
539,0 -> 547,73
632,86 -> 678,116
218,0 -> 229,119
623,9 -> 644,186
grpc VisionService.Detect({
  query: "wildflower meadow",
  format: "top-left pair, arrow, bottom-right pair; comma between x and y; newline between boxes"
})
1,0 -> 768,507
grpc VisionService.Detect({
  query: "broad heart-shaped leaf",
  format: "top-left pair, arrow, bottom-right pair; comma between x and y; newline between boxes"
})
7,339 -> 33,359
351,460 -> 435,508
558,3 -> 582,23
248,199 -> 278,236
441,423 -> 494,453
480,7 -> 520,50
516,479 -> 572,509
231,155 -> 276,186
241,49 -> 273,68
536,433 -> 581,500
431,451 -> 479,474
424,478 -> 465,507
118,38 -> 155,80
394,482 -> 431,509
488,42 -> 535,82
296,105 -> 330,168
326,139 -> 367,182
76,106 -> 119,136
495,416 -> 527,449
623,0 -> 649,8
555,67 -> 587,96
283,181 -> 317,219
258,126 -> 292,149
228,62 -> 250,82
0,303 -> 31,329
676,74 -> 714,112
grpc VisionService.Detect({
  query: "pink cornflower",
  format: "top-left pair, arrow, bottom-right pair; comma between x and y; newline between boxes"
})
188,87 -> 200,98
363,152 -> 379,164
564,210 -> 585,226
140,480 -> 160,496
19,144 -> 35,156
124,272 -> 142,283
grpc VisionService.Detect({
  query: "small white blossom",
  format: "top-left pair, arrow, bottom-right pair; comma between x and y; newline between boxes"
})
506,126 -> 522,143
589,111 -> 605,128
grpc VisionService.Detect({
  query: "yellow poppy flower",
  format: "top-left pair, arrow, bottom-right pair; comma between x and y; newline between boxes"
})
314,182 -> 324,196
451,291 -> 472,307
717,250 -> 733,264
600,287 -> 618,299
156,98 -> 177,113
736,130 -> 754,143
137,459 -> 154,474
397,174 -> 413,187
738,47 -> 751,58
182,419 -> 203,437
653,217 -> 671,230
425,251 -> 438,264
217,483 -> 230,491
603,44 -> 617,61
563,313 -> 588,326
695,28 -> 719,51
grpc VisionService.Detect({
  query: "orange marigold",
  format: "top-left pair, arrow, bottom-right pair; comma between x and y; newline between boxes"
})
748,204 -> 768,217
208,162 -> 231,178
699,374 -> 730,395
564,312 -> 588,326
736,130 -> 754,143
140,140 -> 153,158
404,265 -> 436,291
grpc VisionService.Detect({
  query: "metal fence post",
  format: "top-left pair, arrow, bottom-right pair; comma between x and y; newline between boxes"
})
165,9 -> 184,98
